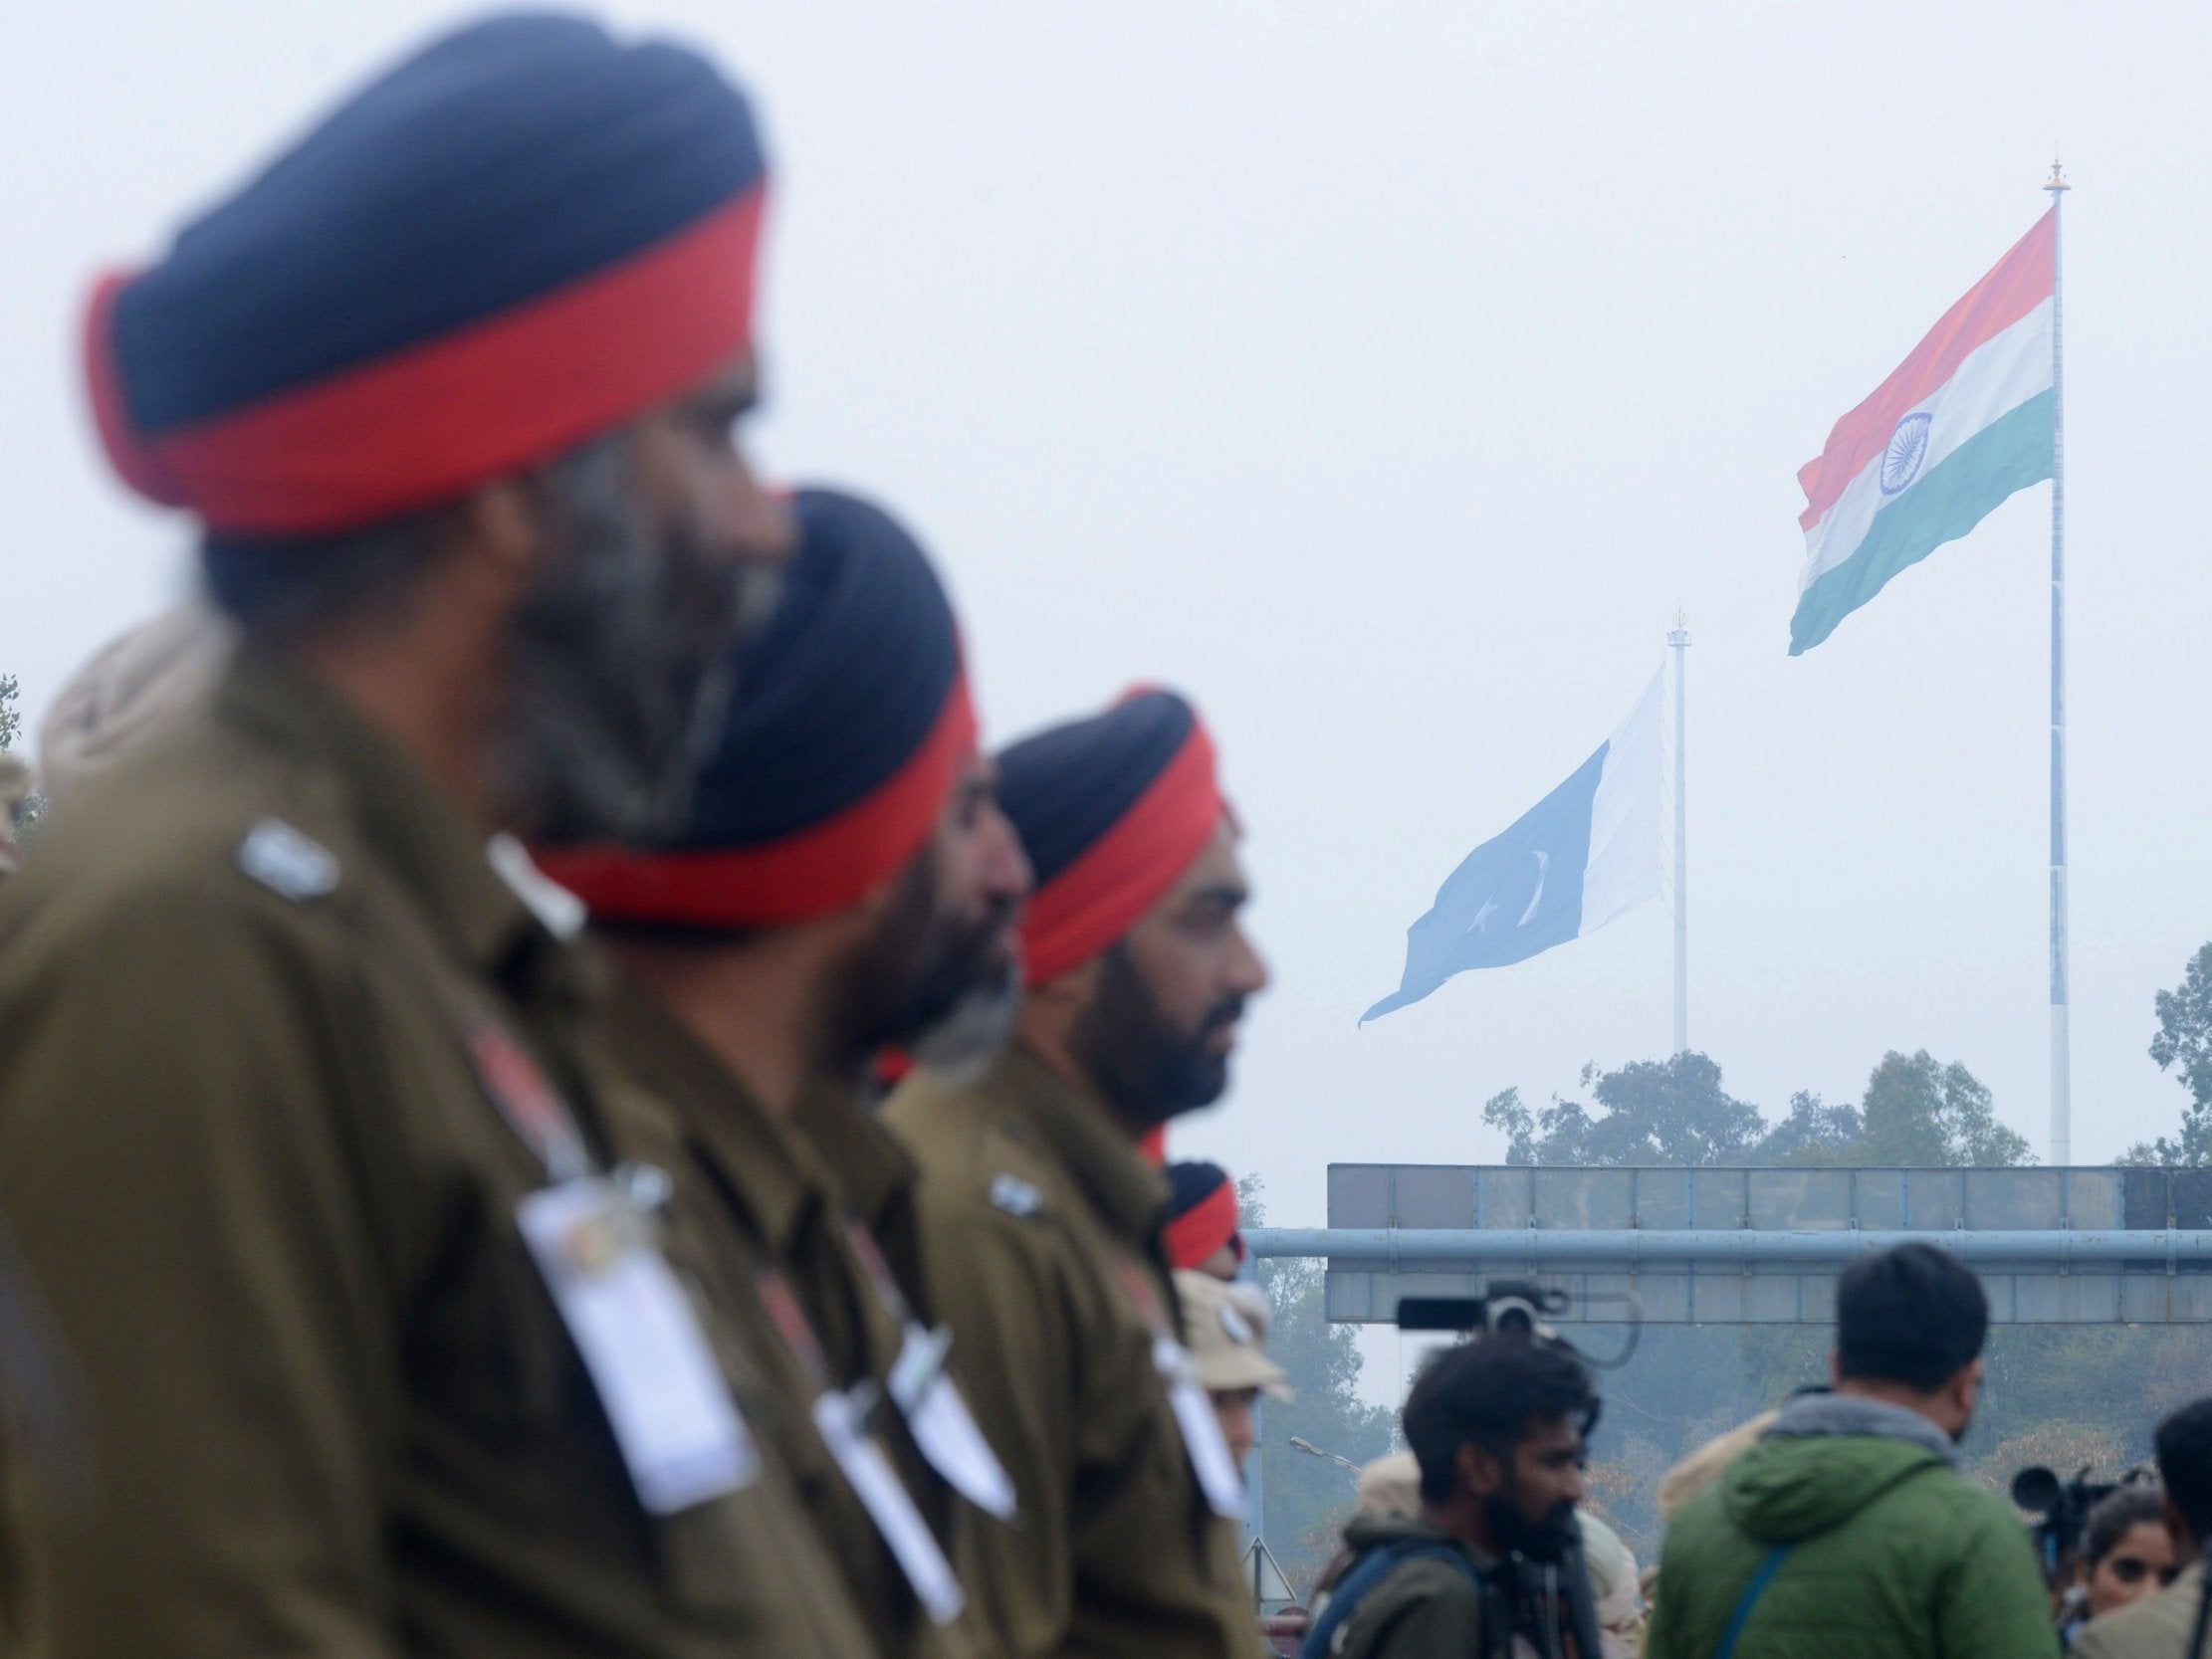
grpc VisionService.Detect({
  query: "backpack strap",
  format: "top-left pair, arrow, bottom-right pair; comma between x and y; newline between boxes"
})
1713,1545 -> 1791,1659
1300,1539 -> 1483,1659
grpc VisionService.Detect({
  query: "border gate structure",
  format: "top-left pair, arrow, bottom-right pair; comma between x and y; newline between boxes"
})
1248,1164 -> 2212,1326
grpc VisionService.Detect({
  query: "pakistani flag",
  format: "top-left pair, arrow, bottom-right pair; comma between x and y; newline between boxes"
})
1791,209 -> 2057,654
1364,672 -> 1662,1022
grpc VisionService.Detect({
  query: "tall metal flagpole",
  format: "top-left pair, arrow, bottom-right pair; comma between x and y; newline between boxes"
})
2046,160 -> 2072,1165
1669,612 -> 1690,1055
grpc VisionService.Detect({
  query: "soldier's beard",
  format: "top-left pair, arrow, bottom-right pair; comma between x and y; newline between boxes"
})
494,435 -> 776,843
1070,944 -> 1245,1133
833,852 -> 1022,1083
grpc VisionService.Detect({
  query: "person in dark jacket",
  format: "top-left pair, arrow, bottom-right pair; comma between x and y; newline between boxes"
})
1647,1242 -> 2056,1659
1306,1335 -> 1597,1659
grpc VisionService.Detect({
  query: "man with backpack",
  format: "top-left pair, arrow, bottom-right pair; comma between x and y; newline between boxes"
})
1646,1242 -> 2057,1659
1303,1334 -> 1600,1658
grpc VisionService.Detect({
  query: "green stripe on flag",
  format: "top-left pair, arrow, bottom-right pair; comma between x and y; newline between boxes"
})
1789,388 -> 2055,655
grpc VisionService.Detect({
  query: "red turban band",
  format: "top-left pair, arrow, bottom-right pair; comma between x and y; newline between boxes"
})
1014,710 -> 1222,987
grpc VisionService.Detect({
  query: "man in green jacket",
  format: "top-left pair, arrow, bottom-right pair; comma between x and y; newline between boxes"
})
1646,1242 -> 2057,1659
2073,1396 -> 2212,1659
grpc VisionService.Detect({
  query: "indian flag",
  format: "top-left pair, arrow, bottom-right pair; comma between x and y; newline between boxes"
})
1791,209 -> 2057,655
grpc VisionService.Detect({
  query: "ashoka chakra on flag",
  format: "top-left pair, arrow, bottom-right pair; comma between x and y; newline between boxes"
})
1790,210 -> 2057,655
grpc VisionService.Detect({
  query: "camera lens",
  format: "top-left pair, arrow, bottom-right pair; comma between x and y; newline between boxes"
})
1491,1301 -> 1536,1335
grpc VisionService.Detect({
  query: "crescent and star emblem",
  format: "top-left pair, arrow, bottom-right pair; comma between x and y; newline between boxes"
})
1460,850 -> 1551,939
1518,851 -> 1550,925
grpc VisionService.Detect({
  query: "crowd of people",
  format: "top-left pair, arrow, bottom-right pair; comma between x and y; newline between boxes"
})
0,12 -> 2205,1659
1289,1242 -> 2212,1659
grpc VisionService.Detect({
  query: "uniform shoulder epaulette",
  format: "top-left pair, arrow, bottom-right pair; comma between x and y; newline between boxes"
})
988,1172 -> 1043,1219
237,817 -> 340,900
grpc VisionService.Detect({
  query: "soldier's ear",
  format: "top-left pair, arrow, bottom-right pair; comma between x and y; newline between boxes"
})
458,477 -> 547,586
1027,954 -> 1102,1016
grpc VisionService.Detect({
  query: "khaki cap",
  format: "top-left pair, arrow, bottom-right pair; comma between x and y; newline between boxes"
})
1174,1270 -> 1290,1399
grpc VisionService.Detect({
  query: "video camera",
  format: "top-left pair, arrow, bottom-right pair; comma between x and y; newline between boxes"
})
1395,1279 -> 1567,1338
1394,1279 -> 1640,1369
2010,1464 -> 2150,1583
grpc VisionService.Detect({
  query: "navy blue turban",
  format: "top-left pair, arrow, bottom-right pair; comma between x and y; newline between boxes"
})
88,14 -> 768,535
995,689 -> 1223,985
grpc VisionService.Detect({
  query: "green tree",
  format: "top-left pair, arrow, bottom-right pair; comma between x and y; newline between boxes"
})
2125,944 -> 2212,1166
1751,1090 -> 1864,1165
1481,1053 -> 1764,1166
0,672 -> 20,750
1241,1177 -> 1397,1594
1855,1049 -> 2029,1166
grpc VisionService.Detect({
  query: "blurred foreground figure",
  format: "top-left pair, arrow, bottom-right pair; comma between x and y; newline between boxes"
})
1301,1336 -> 1600,1659
2073,1399 -> 2212,1659
0,751 -> 29,884
539,487 -> 1030,1654
885,690 -> 1270,1657
35,601 -> 233,811
1647,1243 -> 2055,1659
0,16 -> 893,1657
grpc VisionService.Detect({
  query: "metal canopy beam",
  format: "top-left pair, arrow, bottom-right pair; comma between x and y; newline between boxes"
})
1247,1226 -> 2212,1268
1307,1166 -> 2212,1323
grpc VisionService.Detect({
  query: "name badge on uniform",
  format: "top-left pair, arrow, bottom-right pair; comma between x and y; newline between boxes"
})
889,1321 -> 1017,1520
812,1386 -> 967,1625
1154,1336 -> 1247,1520
517,1178 -> 758,1516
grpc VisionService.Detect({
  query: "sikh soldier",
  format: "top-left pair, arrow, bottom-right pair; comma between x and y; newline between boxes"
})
536,486 -> 1029,1656
1166,1158 -> 1251,1281
884,689 -> 1272,1658
0,16 -> 878,1656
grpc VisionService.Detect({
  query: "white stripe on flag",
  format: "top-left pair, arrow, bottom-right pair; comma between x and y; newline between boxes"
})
1801,295 -> 2054,591
1579,669 -> 1662,936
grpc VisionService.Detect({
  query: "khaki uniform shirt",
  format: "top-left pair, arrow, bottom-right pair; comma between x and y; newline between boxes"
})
601,985 -> 972,1658
0,653 -> 873,1659
791,1083 -> 935,1324
883,1045 -> 1260,1659
2074,1561 -> 2212,1659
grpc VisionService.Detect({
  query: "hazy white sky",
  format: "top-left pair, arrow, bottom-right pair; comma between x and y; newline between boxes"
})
7,1 -> 2211,1238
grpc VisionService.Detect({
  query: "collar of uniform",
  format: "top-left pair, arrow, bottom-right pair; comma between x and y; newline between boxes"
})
788,1081 -> 917,1235
602,975 -> 832,1261
215,649 -> 542,975
978,1042 -> 1172,1250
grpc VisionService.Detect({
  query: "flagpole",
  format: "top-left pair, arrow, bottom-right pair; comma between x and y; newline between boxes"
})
2045,160 -> 2072,1165
1668,612 -> 1690,1055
